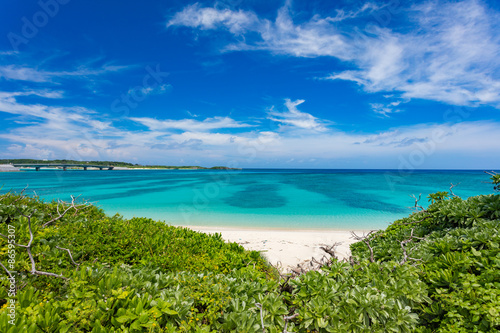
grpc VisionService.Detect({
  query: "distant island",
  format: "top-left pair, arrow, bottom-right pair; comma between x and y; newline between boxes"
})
0,159 -> 238,171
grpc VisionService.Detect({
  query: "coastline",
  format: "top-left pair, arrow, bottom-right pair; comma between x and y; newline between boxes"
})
185,225 -> 369,271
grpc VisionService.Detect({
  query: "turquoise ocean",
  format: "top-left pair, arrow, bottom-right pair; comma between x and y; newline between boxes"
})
0,169 -> 496,230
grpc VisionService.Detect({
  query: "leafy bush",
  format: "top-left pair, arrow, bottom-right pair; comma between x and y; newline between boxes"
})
1,173 -> 499,332
350,182 -> 500,332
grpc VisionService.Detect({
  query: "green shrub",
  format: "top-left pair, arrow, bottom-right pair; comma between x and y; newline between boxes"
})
1,174 -> 499,332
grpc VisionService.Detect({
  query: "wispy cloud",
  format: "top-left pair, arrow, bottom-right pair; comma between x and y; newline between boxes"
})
268,99 -> 328,131
169,0 -> 500,109
0,91 -> 89,120
167,3 -> 260,34
370,101 -> 403,118
0,51 -> 18,56
1,91 -> 499,168
329,0 -> 500,108
129,116 -> 253,131
127,84 -> 172,97
0,64 -> 129,83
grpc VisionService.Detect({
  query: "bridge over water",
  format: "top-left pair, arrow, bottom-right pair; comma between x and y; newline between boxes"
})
13,164 -> 114,171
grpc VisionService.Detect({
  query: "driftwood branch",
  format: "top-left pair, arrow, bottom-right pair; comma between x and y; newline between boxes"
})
320,242 -> 341,259
290,242 -> 342,276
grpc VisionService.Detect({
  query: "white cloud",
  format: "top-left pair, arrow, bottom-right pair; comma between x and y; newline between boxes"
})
370,101 -> 403,117
127,84 -> 172,98
0,91 -> 91,120
0,51 -> 18,56
129,116 -> 253,131
1,91 -> 499,168
169,0 -> 500,109
329,0 -> 500,108
0,64 -> 129,82
168,3 -> 259,34
268,99 -> 328,131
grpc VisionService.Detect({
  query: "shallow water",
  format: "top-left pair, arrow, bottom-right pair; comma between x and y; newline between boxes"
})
0,169 -> 495,229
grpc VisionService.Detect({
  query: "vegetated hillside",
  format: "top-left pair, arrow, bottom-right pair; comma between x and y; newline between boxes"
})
0,159 -> 137,168
0,159 -> 235,170
0,173 -> 499,332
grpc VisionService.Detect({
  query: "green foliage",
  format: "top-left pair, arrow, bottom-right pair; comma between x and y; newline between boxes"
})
57,215 -> 267,274
290,261 -> 428,332
351,192 -> 500,332
1,179 -> 499,332
0,193 -> 269,279
0,263 -> 282,332
427,191 -> 449,204
490,173 -> 500,192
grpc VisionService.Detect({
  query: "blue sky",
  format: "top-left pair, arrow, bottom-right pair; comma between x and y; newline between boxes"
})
0,0 -> 499,168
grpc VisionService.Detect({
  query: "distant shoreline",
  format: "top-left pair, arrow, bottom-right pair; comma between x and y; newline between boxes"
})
0,160 -> 239,172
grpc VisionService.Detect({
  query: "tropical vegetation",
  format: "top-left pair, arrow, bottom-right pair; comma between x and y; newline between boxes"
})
0,173 -> 499,332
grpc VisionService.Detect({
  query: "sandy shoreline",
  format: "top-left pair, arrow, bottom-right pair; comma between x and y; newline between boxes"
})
186,226 -> 371,272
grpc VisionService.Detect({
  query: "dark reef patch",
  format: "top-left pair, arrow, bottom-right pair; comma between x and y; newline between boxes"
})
223,184 -> 287,209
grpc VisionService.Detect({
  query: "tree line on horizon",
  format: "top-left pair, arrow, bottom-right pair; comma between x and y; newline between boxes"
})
0,159 -> 233,170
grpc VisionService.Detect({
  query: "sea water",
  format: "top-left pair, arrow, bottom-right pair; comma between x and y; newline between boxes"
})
0,169 -> 495,230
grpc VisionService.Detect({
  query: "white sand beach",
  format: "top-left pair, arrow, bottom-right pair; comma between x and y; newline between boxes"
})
188,226 -> 367,272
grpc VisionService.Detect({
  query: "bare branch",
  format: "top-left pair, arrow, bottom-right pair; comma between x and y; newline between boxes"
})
10,186 -> 28,204
408,194 -> 424,211
283,313 -> 299,333
56,246 -> 80,267
0,233 -> 28,248
0,261 -> 14,280
3,209 -> 68,280
42,195 -> 89,228
351,230 -> 377,263
255,303 -> 265,333
449,183 -> 460,198
320,242 -> 341,259
399,228 -> 425,265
